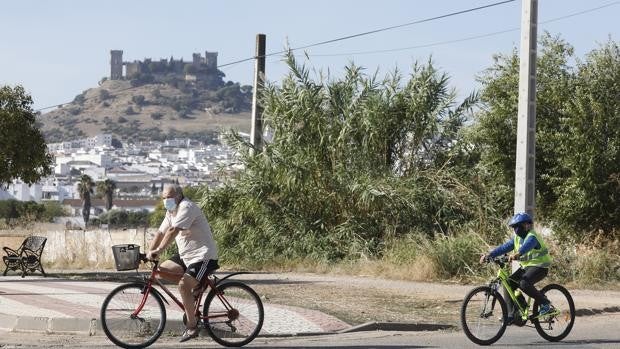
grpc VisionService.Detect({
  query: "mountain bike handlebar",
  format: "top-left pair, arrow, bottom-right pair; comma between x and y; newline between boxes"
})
483,254 -> 510,267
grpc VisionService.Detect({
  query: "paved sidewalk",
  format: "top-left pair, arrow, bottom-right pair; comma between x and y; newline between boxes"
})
1,271 -> 618,338
0,274 -> 349,336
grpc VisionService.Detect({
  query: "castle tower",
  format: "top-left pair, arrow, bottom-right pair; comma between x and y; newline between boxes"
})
192,53 -> 202,66
205,51 -> 218,70
110,50 -> 123,80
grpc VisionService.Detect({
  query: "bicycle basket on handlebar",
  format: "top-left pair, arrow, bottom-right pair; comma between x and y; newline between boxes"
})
111,244 -> 141,271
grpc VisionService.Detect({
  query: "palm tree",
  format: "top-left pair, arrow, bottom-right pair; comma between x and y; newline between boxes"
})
97,179 -> 117,211
77,174 -> 95,227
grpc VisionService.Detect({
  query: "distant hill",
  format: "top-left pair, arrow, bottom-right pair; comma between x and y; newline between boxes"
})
38,78 -> 253,144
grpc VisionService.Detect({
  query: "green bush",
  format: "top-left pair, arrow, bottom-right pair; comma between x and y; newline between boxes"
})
98,209 -> 149,228
41,201 -> 67,222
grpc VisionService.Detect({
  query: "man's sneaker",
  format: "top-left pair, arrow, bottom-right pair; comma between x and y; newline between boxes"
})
538,303 -> 553,316
179,327 -> 199,342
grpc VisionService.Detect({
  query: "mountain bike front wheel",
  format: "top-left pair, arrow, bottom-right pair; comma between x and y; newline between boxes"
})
100,282 -> 166,349
461,285 -> 508,345
203,281 -> 264,347
533,283 -> 575,342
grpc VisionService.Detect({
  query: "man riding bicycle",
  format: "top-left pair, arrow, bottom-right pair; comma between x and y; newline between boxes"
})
147,184 -> 219,342
480,212 -> 553,323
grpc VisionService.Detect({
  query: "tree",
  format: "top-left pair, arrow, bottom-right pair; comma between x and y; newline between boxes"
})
468,34 -> 576,219
0,85 -> 53,186
469,34 -> 620,237
77,174 -> 95,226
97,179 -> 117,211
111,137 -> 123,148
553,39 -> 620,236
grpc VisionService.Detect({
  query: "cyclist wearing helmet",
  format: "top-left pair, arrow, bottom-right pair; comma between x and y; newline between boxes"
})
480,212 -> 553,323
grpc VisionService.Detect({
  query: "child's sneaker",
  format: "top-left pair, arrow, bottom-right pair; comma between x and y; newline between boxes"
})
538,303 -> 553,316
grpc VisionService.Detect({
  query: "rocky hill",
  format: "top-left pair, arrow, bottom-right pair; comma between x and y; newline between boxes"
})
38,78 -> 253,144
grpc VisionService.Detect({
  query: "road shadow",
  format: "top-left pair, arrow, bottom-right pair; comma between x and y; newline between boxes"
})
535,339 -> 620,346
252,343 -> 428,349
0,271 -> 312,287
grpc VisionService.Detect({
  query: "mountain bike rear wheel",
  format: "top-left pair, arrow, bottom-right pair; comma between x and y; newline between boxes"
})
461,285 -> 508,345
203,281 -> 264,347
533,283 -> 575,342
101,282 -> 166,349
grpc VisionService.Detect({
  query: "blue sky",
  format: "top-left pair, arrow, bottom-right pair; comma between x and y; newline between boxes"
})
0,0 -> 617,111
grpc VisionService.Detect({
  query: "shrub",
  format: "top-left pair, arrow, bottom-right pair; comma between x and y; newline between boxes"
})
150,112 -> 163,120
132,95 -> 146,106
124,106 -> 136,115
421,231 -> 486,279
99,89 -> 111,101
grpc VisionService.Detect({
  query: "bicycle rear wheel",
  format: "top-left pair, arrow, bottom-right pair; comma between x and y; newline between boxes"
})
100,282 -> 166,349
203,281 -> 264,347
461,285 -> 508,345
533,284 -> 575,342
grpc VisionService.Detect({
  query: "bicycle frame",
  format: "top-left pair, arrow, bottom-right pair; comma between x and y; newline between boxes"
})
131,258 -> 236,324
489,258 -> 554,323
492,264 -> 532,322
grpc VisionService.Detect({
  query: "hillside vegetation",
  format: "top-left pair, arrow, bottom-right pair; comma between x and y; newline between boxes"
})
38,77 -> 253,143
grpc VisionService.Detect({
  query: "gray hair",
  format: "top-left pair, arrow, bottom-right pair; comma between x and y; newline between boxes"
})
163,183 -> 184,198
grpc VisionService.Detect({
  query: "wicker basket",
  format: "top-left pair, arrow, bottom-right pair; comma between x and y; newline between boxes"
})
111,244 -> 141,271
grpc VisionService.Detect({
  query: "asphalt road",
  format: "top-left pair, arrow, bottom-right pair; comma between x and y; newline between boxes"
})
0,313 -> 617,348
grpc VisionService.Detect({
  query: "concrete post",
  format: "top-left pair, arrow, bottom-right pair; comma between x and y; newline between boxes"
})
514,0 -> 538,217
250,34 -> 266,153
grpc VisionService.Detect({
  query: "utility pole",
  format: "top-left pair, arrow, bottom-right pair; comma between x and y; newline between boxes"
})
250,34 -> 266,154
514,0 -> 538,217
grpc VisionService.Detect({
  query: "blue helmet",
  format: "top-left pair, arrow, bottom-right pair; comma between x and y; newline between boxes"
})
508,212 -> 533,227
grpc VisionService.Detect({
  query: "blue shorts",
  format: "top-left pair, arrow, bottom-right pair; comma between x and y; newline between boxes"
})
168,253 -> 219,283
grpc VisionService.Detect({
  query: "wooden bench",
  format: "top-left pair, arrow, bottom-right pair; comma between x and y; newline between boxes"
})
2,235 -> 47,277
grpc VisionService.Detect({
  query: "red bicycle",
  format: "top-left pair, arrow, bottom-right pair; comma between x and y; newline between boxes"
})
100,245 -> 264,348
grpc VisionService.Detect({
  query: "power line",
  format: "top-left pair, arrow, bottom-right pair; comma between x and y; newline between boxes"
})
302,1 -> 620,57
36,0 -> 516,112
220,0 -> 517,67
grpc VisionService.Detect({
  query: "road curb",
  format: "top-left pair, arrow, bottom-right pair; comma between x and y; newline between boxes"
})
0,315 -> 97,335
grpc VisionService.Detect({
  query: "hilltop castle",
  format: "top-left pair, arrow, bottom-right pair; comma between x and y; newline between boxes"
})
110,50 -> 219,80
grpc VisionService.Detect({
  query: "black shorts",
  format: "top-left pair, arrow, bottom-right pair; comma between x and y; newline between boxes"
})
168,254 -> 219,283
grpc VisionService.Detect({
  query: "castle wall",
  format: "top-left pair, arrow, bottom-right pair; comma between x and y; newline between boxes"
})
110,50 -> 219,80
125,62 -> 141,79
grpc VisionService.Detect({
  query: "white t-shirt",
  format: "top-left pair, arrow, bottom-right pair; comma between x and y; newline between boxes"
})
158,198 -> 218,265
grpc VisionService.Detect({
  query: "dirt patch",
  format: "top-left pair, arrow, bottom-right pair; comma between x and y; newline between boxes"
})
226,272 -> 466,327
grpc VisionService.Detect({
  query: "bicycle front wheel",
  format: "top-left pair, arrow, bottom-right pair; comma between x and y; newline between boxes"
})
533,284 -> 575,342
100,282 -> 166,349
461,285 -> 508,345
203,281 -> 264,347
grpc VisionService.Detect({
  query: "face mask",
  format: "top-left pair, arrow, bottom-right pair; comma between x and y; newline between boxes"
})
163,198 -> 177,211
514,224 -> 527,237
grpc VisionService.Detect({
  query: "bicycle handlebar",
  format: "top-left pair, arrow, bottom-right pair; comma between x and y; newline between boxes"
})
138,253 -> 159,263
484,254 -> 509,267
